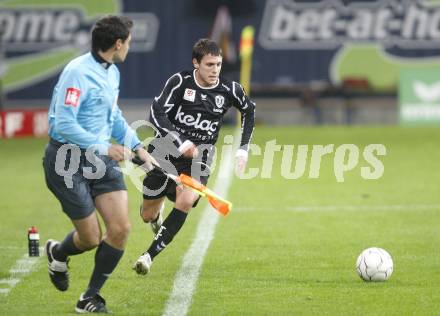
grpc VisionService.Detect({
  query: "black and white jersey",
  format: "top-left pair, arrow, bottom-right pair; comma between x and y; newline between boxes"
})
149,69 -> 255,151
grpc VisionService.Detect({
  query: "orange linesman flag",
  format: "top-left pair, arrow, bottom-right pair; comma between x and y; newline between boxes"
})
178,174 -> 232,216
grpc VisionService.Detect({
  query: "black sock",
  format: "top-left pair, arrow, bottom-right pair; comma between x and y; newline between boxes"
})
147,208 -> 187,259
53,230 -> 84,261
84,241 -> 124,298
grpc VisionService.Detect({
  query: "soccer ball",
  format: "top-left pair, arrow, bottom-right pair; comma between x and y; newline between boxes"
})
356,247 -> 393,282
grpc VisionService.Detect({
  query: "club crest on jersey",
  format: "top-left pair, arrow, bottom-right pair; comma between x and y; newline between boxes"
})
64,87 -> 81,107
184,88 -> 196,102
215,95 -> 224,108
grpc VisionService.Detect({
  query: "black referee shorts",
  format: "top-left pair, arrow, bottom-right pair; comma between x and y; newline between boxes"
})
43,139 -> 126,220
142,159 -> 210,208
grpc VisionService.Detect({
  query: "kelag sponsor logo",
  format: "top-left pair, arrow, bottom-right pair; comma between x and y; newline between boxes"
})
260,0 -> 440,49
174,105 -> 219,135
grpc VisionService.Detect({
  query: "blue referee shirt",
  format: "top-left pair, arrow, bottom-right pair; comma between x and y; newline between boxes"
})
48,52 -> 141,153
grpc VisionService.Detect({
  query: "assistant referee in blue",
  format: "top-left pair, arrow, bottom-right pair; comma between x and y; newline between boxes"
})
42,15 -> 155,313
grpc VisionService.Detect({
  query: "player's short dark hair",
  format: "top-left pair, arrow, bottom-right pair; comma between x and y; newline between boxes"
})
192,38 -> 222,63
92,15 -> 133,53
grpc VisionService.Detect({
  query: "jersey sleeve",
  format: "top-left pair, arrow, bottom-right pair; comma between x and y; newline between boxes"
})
54,68 -> 111,153
231,82 -> 256,151
111,106 -> 141,150
149,72 -> 188,147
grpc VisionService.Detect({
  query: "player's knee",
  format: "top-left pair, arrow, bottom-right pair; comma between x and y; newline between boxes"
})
175,203 -> 192,212
108,222 -> 131,242
175,197 -> 196,212
177,190 -> 199,211
78,233 -> 101,250
141,200 -> 163,222
141,211 -> 157,223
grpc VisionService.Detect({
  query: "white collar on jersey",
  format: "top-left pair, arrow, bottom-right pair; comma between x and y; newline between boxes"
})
193,69 -> 219,90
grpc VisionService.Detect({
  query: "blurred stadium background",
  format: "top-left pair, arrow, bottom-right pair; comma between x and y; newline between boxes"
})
3,0 -> 440,132
1,1 -> 440,315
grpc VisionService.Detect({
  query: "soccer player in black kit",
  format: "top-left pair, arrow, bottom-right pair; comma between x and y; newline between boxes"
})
133,38 -> 255,274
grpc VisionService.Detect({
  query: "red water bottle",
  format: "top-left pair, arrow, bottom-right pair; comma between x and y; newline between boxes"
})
28,226 -> 40,257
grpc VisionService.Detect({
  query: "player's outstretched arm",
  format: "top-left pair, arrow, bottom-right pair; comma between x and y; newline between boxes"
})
111,106 -> 142,150
231,82 -> 256,175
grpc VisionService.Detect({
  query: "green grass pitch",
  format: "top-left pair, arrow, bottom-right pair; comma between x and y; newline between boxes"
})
1,126 -> 440,315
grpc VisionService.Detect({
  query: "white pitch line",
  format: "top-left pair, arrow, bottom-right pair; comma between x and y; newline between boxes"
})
0,279 -> 19,286
0,249 -> 43,296
162,132 -> 238,316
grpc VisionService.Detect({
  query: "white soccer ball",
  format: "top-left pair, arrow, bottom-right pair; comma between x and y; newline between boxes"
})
356,247 -> 393,282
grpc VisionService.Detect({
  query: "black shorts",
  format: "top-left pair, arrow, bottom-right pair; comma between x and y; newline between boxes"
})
43,139 -> 126,220
142,159 -> 210,208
